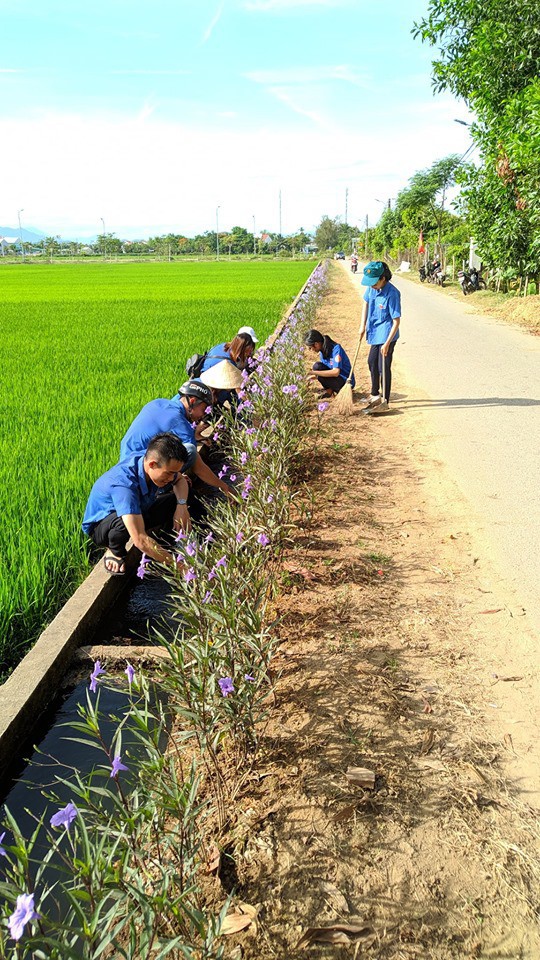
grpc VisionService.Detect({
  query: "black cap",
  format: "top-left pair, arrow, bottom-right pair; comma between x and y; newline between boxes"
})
178,380 -> 213,406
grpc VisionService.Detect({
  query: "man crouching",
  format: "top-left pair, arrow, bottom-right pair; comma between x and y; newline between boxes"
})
82,432 -> 189,575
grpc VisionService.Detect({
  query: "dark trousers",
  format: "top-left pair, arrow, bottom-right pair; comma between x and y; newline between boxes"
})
89,493 -> 177,558
367,341 -> 396,402
313,361 -> 346,394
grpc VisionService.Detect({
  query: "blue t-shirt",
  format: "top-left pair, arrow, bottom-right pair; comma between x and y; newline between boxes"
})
318,342 -> 355,388
363,282 -> 401,345
201,342 -> 231,372
119,396 -> 196,467
82,455 -> 162,533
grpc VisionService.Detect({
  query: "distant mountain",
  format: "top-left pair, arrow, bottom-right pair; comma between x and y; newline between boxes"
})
0,225 -> 46,243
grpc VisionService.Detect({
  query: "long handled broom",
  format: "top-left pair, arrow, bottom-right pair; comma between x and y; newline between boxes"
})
334,333 -> 364,416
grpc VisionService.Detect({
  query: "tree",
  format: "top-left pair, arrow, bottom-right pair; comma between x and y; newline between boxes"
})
397,155 -> 461,252
414,0 -> 540,277
315,216 -> 341,251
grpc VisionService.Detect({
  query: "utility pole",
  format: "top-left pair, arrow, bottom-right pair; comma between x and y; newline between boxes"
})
252,215 -> 256,256
100,218 -> 106,260
345,187 -> 348,225
364,214 -> 369,258
216,205 -> 220,260
279,189 -> 282,238
18,209 -> 25,260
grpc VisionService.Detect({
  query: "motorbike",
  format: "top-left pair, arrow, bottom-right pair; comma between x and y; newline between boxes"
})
420,261 -> 445,286
350,257 -> 358,274
457,267 -> 487,295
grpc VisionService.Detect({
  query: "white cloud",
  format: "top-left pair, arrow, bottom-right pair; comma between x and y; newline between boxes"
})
245,65 -> 368,86
244,0 -> 346,9
0,96 -> 472,238
202,1 -> 225,43
268,86 -> 326,125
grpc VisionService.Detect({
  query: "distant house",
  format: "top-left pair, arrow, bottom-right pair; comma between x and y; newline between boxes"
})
260,232 -> 273,246
0,236 -> 19,254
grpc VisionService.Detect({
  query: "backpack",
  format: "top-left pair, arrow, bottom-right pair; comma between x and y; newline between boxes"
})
185,352 -> 207,379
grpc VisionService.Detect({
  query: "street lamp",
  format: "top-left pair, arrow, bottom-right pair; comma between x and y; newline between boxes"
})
252,215 -> 256,257
100,217 -> 106,260
17,208 -> 25,260
216,206 -> 220,260
454,119 -> 471,127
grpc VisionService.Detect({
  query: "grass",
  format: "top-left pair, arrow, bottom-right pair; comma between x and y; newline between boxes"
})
0,260 -> 314,676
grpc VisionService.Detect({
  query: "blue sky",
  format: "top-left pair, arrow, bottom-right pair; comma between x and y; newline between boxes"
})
0,0 -> 473,239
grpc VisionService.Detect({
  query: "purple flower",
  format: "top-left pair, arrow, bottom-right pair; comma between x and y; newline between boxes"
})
185,541 -> 197,557
240,451 -> 248,465
235,532 -> 244,543
257,533 -> 270,547
267,494 -> 274,503
216,555 -> 227,568
252,439 -> 259,449
175,528 -> 186,541
203,590 -> 213,604
110,755 -> 128,778
136,553 -> 151,579
230,474 -> 237,482
89,660 -> 105,694
245,427 -> 256,436
218,677 -> 235,697
0,831 -> 7,857
184,567 -> 197,583
208,567 -> 216,581
213,433 -> 219,442
204,532 -> 214,545
283,384 -> 298,395
204,405 -> 212,415
8,893 -> 39,942
125,662 -> 135,685
50,801 -> 78,831
318,401 -> 329,413
262,446 -> 270,454
245,674 -> 255,682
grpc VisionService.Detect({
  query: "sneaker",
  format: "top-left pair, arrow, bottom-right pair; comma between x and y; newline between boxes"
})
364,394 -> 382,407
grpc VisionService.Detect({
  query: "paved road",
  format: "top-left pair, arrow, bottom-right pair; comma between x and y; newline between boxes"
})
346,264 -> 540,638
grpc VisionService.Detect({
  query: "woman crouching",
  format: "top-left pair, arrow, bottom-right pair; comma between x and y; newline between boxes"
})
305,329 -> 355,397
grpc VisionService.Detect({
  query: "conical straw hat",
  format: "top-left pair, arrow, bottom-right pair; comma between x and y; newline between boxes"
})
199,359 -> 243,390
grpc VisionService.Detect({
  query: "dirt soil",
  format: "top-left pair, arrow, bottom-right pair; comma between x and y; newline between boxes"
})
218,264 -> 540,959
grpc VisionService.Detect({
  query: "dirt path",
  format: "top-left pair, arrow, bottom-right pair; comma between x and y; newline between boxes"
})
223,264 -> 540,959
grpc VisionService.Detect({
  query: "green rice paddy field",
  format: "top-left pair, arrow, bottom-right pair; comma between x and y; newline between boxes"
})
0,259 -> 314,677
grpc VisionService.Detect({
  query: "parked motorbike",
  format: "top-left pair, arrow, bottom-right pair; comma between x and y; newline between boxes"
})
420,261 -> 445,286
457,267 -> 487,295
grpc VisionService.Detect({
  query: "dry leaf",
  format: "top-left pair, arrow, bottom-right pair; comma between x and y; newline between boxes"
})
320,882 -> 349,913
420,730 -> 435,756
331,803 -> 358,823
236,903 -> 261,920
345,767 -> 375,789
297,924 -> 374,949
206,844 -> 220,873
478,608 -> 503,614
220,914 -> 253,936
503,733 -> 515,752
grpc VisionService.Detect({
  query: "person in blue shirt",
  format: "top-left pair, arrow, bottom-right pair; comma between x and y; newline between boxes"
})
119,380 -> 233,514
201,328 -> 257,374
304,329 -> 355,396
83,432 -> 189,575
360,261 -> 401,408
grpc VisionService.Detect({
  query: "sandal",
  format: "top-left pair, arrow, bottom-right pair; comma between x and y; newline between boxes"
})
103,553 -> 126,576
